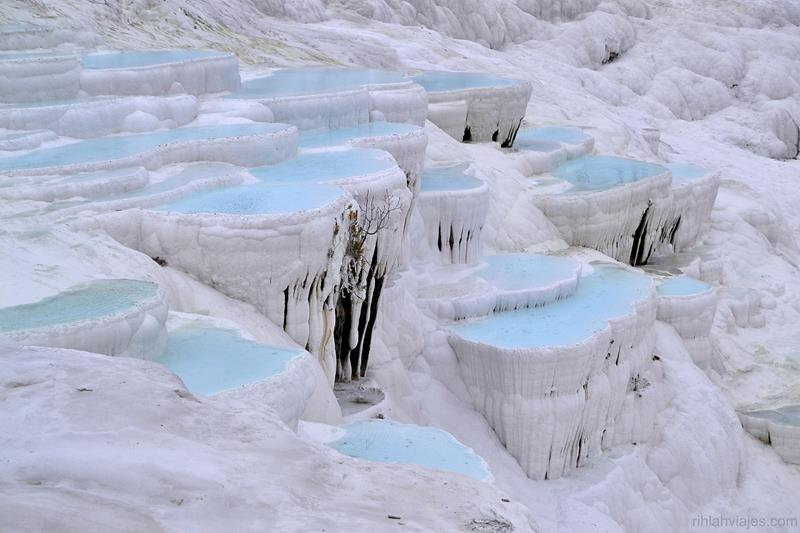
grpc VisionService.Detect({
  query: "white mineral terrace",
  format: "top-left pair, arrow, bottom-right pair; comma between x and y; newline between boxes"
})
0,22 -> 735,519
229,67 -> 428,131
158,314 -> 319,429
656,276 -> 718,368
739,405 -> 800,465
0,279 -> 167,358
529,154 -> 718,265
417,163 -> 489,264
413,71 -> 532,146
449,264 -> 659,480
418,253 -> 582,320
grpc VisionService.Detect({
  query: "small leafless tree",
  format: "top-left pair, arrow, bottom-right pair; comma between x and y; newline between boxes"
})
340,190 -> 403,301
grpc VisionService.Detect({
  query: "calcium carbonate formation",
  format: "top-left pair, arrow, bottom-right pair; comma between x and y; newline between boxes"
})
0,20 -> 731,487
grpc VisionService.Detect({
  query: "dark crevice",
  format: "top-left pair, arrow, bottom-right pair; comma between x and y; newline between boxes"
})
491,129 -> 499,142
335,244 -> 385,382
282,286 -> 290,331
500,118 -> 523,148
360,275 -> 384,378
437,223 -> 442,251
629,203 -> 652,266
448,225 -> 455,252
668,216 -> 681,246
462,125 -> 472,143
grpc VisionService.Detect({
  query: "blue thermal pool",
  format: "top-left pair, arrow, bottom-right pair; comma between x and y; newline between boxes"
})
160,182 -> 343,215
232,67 -> 407,98
0,123 -> 289,172
517,126 -> 591,145
513,137 -> 563,154
160,150 -> 398,215
663,163 -> 708,185
476,254 -> 579,292
553,155 -> 668,193
0,279 -> 159,333
452,265 -> 651,349
156,326 -> 303,396
299,121 -> 420,149
82,50 -> 228,69
412,71 -> 519,92
328,419 -> 491,481
249,148 -> 396,185
656,276 -> 712,297
743,405 -> 800,427
420,164 -> 483,192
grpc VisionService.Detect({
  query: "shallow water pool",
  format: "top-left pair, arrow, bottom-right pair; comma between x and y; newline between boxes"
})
328,419 -> 491,481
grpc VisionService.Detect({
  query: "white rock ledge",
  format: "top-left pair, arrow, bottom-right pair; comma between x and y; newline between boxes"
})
739,406 -> 800,465
80,51 -> 241,96
655,276 -> 718,368
0,279 -> 168,359
417,164 -> 489,264
0,123 -> 299,177
413,71 -> 532,146
448,265 -> 658,480
0,94 -> 199,138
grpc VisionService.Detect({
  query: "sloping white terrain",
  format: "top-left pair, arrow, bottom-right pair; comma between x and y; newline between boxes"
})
1,0 -> 800,532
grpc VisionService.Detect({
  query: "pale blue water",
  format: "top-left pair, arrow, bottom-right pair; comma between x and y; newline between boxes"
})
412,71 -> 518,92
329,419 -> 491,481
514,138 -> 563,153
420,164 -> 483,192
249,149 -> 395,184
299,122 -> 419,149
232,68 -> 407,98
453,265 -> 651,348
663,163 -> 708,185
517,126 -> 591,145
161,182 -> 343,215
83,50 -> 227,69
156,326 -> 302,395
656,276 -> 712,296
0,279 -> 158,333
554,156 -> 668,192
43,163 -> 232,212
0,123 -> 289,172
162,150 -> 395,215
744,405 -> 800,427
477,254 -> 579,292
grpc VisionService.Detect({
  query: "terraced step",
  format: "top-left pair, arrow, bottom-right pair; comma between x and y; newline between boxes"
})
156,320 -> 314,428
419,253 -> 581,320
0,94 -> 198,138
413,70 -> 531,146
230,67 -> 426,130
0,166 -> 150,202
101,148 -> 410,383
325,419 -> 492,481
739,405 -> 800,465
300,121 -> 427,196
0,279 -> 167,358
80,50 -> 240,96
531,155 -> 673,265
0,122 -> 298,176
663,163 -> 720,251
448,264 -> 657,480
516,126 -> 594,158
655,276 -> 717,368
418,164 -> 489,264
